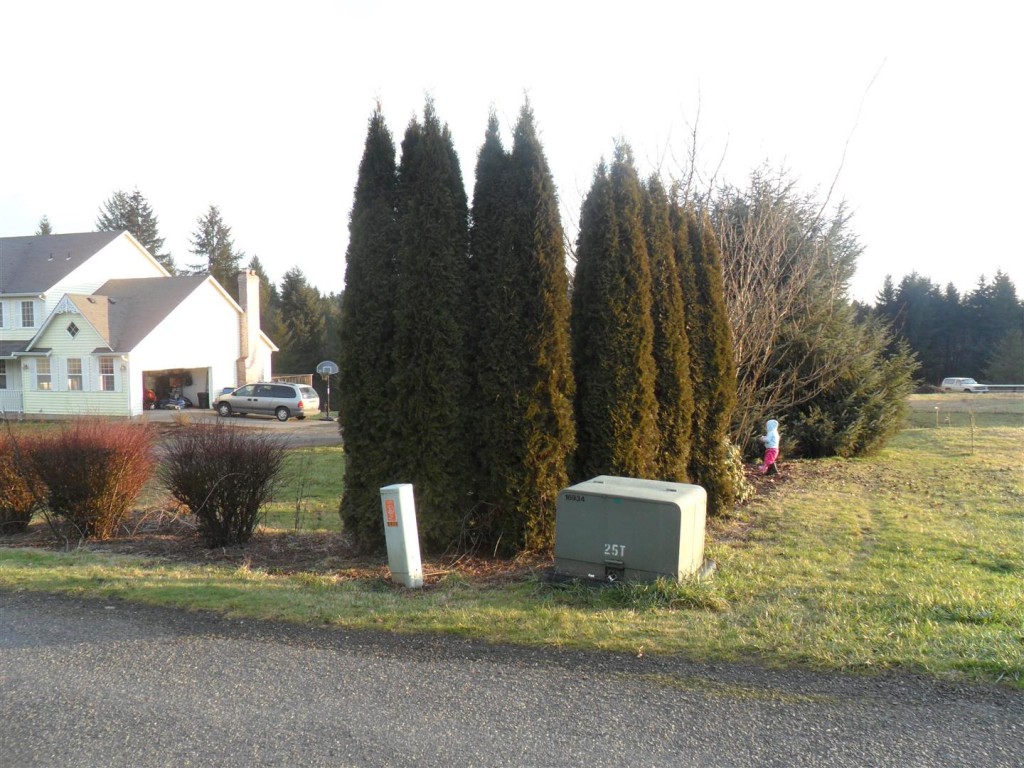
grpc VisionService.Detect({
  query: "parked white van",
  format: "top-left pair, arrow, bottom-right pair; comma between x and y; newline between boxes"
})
940,377 -> 989,393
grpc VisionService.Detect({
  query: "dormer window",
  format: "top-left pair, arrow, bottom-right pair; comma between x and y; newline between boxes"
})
67,322 -> 79,338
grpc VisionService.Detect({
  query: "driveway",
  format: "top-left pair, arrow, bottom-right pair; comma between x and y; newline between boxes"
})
143,407 -> 343,448
2,590 -> 1021,768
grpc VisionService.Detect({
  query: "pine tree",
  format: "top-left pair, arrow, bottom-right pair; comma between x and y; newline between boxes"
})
571,145 -> 659,481
247,255 -> 283,341
96,188 -> 175,272
36,216 -> 53,235
644,177 -> 693,481
674,206 -> 737,515
469,103 -> 576,553
189,205 -> 243,301
276,267 -> 326,375
390,101 -> 472,552
337,108 -> 401,550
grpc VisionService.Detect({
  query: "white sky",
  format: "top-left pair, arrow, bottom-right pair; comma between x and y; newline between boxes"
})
1,0 -> 1020,303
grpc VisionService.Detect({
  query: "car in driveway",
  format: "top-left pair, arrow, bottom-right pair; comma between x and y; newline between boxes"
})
213,382 -> 320,421
940,377 -> 989,393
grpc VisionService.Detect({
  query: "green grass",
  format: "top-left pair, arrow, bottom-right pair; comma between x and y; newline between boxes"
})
262,447 -> 345,531
2,398 -> 1022,687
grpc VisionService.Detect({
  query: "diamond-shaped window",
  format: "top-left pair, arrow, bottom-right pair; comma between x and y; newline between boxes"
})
67,322 -> 79,338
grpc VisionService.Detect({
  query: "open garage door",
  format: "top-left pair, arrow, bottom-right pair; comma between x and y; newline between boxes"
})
144,367 -> 213,410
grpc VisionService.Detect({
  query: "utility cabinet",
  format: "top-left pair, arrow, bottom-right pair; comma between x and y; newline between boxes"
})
553,475 -> 707,583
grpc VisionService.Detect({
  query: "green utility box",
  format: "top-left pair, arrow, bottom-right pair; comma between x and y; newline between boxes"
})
554,475 -> 707,583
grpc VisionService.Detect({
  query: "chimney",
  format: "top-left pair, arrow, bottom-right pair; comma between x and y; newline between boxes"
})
236,269 -> 261,385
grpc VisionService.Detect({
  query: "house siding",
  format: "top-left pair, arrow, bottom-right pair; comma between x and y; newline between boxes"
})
129,278 -> 243,414
44,236 -> 168,316
20,309 -> 129,417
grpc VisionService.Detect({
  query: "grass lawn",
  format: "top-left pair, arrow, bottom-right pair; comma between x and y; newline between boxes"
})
2,395 -> 1021,686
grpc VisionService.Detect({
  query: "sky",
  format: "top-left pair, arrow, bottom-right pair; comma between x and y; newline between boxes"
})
1,0 -> 1020,304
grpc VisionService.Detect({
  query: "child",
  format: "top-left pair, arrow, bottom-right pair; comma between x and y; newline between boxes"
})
759,419 -> 780,475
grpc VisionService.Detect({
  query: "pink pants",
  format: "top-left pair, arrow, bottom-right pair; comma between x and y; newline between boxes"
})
761,448 -> 778,473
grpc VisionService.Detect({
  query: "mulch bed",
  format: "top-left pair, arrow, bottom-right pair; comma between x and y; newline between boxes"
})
4,463 -> 799,586
1,506 -> 554,587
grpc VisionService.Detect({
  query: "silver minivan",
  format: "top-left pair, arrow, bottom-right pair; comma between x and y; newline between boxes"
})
214,382 -> 321,421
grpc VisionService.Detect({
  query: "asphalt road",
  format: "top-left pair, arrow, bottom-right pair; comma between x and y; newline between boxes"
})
2,591 -> 1021,767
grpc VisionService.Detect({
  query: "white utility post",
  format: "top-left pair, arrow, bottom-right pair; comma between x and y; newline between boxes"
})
379,483 -> 424,588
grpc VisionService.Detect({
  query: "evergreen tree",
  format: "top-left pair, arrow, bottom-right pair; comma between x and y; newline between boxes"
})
469,103 -> 576,554
788,311 -> 916,457
276,267 -> 326,375
338,107 -> 401,550
36,215 -> 53,235
675,206 -> 737,516
644,177 -> 693,481
983,328 -> 1024,382
969,271 -> 1024,375
389,101 -> 472,551
189,205 -> 243,301
96,188 -> 175,272
571,145 -> 659,480
247,255 -> 283,341
874,275 -> 897,313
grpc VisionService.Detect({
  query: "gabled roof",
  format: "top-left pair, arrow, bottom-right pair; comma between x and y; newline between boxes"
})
28,275 -> 210,354
93,275 -> 210,352
0,232 -> 123,294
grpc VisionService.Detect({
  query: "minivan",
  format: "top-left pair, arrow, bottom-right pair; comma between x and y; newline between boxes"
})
213,382 -> 320,421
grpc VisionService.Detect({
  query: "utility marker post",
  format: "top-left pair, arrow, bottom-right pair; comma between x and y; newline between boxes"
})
379,483 -> 424,588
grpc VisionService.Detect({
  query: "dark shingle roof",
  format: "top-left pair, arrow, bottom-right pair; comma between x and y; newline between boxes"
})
91,275 -> 212,352
0,232 -> 124,294
0,340 -> 29,357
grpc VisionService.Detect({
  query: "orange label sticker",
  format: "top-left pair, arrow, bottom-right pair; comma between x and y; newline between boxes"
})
385,499 -> 398,527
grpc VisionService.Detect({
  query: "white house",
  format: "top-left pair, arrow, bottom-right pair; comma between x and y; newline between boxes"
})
0,231 -> 277,417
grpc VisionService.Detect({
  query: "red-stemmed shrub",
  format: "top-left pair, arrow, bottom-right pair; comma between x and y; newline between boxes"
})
0,433 -> 43,534
29,419 -> 155,539
160,423 -> 286,547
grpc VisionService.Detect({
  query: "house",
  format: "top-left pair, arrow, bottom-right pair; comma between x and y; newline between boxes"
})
0,231 -> 277,417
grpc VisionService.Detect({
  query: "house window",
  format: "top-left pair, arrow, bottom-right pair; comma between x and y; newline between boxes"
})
36,358 -> 51,390
22,301 -> 35,328
67,358 -> 83,391
0,302 -> 5,327
99,357 -> 116,392
67,322 -> 79,338
0,360 -> 6,389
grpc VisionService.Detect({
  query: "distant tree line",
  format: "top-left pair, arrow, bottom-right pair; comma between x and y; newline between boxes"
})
870,271 -> 1024,385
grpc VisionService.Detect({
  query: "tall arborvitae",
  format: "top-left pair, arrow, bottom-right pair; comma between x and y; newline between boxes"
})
338,106 -> 400,550
390,101 -> 472,552
644,177 -> 694,481
673,205 -> 737,515
571,145 -> 659,480
470,103 -> 576,554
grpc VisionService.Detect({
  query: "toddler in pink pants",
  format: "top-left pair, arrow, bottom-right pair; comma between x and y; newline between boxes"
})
760,419 -> 780,475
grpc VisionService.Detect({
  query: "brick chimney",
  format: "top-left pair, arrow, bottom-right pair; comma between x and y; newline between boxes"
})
236,269 -> 261,385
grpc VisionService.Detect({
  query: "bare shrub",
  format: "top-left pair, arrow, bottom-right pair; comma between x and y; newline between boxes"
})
0,433 -> 43,534
29,419 -> 156,539
161,423 -> 286,547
